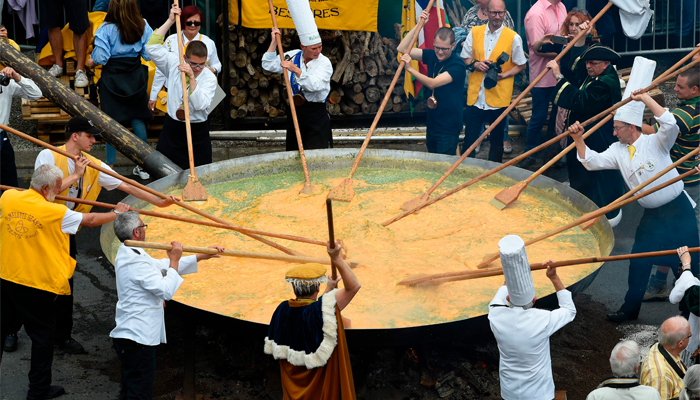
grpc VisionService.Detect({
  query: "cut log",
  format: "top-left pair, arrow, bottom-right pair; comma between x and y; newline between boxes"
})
365,86 -> 380,103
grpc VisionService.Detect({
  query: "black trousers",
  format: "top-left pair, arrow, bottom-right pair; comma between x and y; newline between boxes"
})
54,234 -> 76,342
156,115 -> 212,170
462,105 -> 507,163
113,338 -> 157,400
285,101 -> 332,151
0,131 -> 18,188
0,279 -> 58,397
620,193 -> 700,317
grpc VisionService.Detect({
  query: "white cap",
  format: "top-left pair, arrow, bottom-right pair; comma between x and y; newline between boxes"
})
499,235 -> 535,306
614,56 -> 656,127
286,0 -> 321,46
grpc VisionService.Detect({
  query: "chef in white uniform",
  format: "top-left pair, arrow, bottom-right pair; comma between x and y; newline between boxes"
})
488,235 -> 576,400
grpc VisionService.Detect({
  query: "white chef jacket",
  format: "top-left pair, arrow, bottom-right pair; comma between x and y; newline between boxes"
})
145,34 -> 217,123
261,49 -> 332,103
34,150 -> 122,211
488,285 -> 576,400
460,25 -> 528,110
670,270 -> 700,367
577,111 -> 689,209
109,243 -> 198,346
149,32 -> 221,102
0,75 -> 41,126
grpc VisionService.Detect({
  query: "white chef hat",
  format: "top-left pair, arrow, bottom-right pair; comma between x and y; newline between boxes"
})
614,56 -> 656,127
499,235 -> 536,307
286,0 -> 321,46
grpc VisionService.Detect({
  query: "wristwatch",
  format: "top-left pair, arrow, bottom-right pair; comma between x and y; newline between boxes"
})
556,74 -> 564,81
112,209 -> 120,214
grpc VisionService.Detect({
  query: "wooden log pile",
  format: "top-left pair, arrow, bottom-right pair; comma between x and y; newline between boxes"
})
218,14 -> 412,120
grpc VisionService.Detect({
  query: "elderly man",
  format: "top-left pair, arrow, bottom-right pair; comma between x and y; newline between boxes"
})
548,45 -> 627,226
640,316 -> 691,399
110,211 -> 223,399
33,116 -> 177,355
587,340 -> 661,399
671,246 -> 700,367
640,67 -> 700,301
0,164 -> 129,400
397,10 -> 466,155
461,0 -> 527,162
264,241 -> 361,399
488,235 -> 576,400
569,90 -> 700,323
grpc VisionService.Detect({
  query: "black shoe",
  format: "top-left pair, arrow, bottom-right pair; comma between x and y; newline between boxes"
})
3,333 -> 18,352
26,385 -> 65,400
57,338 -> 85,354
517,157 -> 537,171
606,311 -> 638,323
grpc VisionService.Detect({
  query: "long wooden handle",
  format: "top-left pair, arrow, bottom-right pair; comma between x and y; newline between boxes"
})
326,199 -> 337,279
345,0 -> 437,180
267,0 -> 312,188
125,240 -> 342,266
418,2 -> 614,198
435,0 -> 443,28
382,55 -> 700,227
174,0 -> 197,176
0,185 -> 325,246
0,123 -> 298,255
402,247 -> 700,286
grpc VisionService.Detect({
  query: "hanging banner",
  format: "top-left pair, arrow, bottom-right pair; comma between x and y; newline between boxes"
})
229,0 -> 378,32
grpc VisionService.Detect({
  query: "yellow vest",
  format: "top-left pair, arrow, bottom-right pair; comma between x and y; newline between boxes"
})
467,25 -> 516,108
53,146 -> 103,213
0,189 -> 76,295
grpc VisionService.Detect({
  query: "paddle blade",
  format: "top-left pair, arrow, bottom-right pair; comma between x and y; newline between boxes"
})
477,252 -> 499,269
182,175 -> 208,201
327,178 -> 355,202
299,181 -> 318,196
400,193 -> 430,211
579,214 -> 601,231
492,181 -> 528,210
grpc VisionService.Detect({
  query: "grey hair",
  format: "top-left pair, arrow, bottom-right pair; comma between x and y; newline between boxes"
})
293,283 -> 320,298
659,316 -> 690,348
30,164 -> 63,192
114,211 -> 141,242
680,365 -> 700,400
609,340 -> 640,377
508,300 -> 534,310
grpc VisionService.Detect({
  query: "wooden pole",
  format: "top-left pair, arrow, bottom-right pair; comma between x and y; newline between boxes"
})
0,39 -> 182,178
435,0 -> 444,28
400,247 -> 700,286
267,0 -> 316,195
326,199 -> 337,279
0,123 -> 300,256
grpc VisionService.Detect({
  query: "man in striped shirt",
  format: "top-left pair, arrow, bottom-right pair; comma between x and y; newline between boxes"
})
641,67 -> 699,301
640,316 -> 690,399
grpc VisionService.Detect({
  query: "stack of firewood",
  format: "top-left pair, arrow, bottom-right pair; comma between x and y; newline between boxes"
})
218,14 -> 413,120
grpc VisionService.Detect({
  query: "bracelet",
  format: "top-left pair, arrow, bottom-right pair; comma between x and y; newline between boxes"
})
680,250 -> 689,258
683,262 -> 691,268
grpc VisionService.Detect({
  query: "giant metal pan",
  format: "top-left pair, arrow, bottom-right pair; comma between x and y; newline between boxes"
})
100,149 -> 614,346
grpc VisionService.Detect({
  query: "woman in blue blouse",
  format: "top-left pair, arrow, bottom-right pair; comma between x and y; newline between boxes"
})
88,0 -> 154,179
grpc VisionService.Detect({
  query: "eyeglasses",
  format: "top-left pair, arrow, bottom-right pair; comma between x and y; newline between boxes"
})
186,58 -> 206,69
138,224 -> 148,230
488,11 -> 506,16
571,7 -> 589,15
613,124 -> 630,132
185,21 -> 202,27
586,60 -> 604,66
434,46 -> 451,53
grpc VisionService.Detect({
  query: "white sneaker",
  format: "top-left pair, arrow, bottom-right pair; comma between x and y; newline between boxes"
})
133,166 -> 150,180
48,64 -> 63,77
475,144 -> 481,153
74,70 -> 89,88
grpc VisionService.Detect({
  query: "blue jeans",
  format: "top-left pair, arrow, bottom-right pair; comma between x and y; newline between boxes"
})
106,119 -> 148,165
524,86 -> 555,154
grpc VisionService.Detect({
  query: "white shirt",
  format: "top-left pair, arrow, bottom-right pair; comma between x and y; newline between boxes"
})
146,37 -> 218,123
586,384 -> 661,400
149,32 -> 221,101
460,25 -> 527,110
670,270 -> 700,367
109,243 -> 198,346
577,111 -> 687,209
488,285 -> 576,400
60,208 -> 83,234
34,149 -> 122,211
261,50 -> 332,103
0,76 -> 42,127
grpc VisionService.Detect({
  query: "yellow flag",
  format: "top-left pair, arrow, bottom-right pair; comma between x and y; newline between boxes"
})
400,0 -> 419,100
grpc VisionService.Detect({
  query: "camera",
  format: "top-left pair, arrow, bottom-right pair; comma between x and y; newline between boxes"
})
484,52 -> 510,90
0,74 -> 11,87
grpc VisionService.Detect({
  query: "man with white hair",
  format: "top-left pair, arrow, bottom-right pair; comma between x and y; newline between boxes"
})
587,340 -> 661,399
640,316 -> 691,399
110,211 -> 223,399
488,235 -> 576,400
569,88 -> 700,323
0,164 -> 129,400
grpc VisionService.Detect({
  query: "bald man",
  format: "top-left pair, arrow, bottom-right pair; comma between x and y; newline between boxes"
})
640,316 -> 690,399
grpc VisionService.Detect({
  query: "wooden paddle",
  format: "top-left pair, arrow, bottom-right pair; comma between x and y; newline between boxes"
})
0,123 -> 300,256
491,51 -> 700,210
435,0 -> 443,28
382,55 -> 700,227
326,199 -> 338,279
124,240 -> 361,268
326,0 -> 437,203
173,0 -> 207,202
400,247 -> 700,286
476,167 -> 699,269
267,0 -> 315,195
398,2 -> 615,212
0,185 -> 326,247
